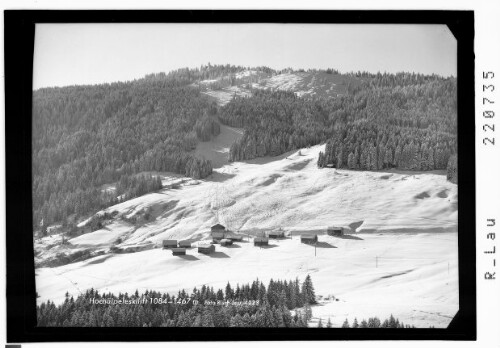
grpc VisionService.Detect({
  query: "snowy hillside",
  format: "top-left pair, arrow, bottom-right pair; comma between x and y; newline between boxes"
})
35,144 -> 458,327
195,69 -> 364,105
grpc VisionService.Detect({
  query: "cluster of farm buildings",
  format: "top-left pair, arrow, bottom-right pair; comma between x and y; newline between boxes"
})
162,224 -> 345,256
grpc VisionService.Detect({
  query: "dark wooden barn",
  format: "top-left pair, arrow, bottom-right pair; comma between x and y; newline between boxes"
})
178,240 -> 192,248
301,234 -> 318,244
172,248 -> 186,256
198,244 -> 215,254
211,223 -> 226,233
327,226 -> 344,236
162,240 -> 178,249
220,238 -> 233,246
254,236 -> 269,246
268,230 -> 285,239
212,231 -> 225,242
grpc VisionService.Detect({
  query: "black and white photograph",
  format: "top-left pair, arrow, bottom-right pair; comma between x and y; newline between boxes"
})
32,23 -> 459,329
28,22 -> 462,330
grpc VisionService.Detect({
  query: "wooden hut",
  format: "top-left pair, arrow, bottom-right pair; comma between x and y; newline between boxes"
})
254,236 -> 269,246
212,232 -> 225,242
227,234 -> 243,242
301,235 -> 318,244
327,226 -> 344,236
211,223 -> 226,233
268,230 -> 285,239
178,240 -> 192,248
162,240 -> 178,249
172,248 -> 186,256
220,238 -> 233,246
198,244 -> 215,254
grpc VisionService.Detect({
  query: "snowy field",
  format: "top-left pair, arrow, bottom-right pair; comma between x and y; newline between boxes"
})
36,232 -> 457,328
35,142 -> 458,328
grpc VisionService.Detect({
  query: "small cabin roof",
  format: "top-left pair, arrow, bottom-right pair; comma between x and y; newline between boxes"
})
172,248 -> 186,252
211,223 -> 226,229
220,238 -> 232,242
301,234 -> 317,239
254,237 -> 269,242
327,226 -> 343,230
163,239 -> 178,245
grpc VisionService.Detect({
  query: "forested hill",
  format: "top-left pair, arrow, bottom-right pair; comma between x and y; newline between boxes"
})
31,64 -> 354,227
319,74 -> 457,174
32,65 -> 457,229
33,79 -> 219,227
220,73 -> 457,181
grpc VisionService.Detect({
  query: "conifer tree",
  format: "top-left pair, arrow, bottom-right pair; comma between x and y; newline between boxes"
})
225,282 -> 234,300
388,314 -> 397,328
301,274 -> 317,304
326,317 -> 333,328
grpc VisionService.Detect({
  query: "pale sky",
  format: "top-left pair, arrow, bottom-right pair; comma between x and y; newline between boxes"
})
33,24 -> 456,90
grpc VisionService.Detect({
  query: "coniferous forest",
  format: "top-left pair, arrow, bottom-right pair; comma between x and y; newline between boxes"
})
37,275 -> 412,328
222,74 -> 457,175
33,65 -> 457,229
33,77 -> 217,227
339,315 -> 415,329
38,276 -> 316,327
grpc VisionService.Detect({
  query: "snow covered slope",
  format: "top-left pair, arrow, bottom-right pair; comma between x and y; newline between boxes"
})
64,145 -> 456,242
196,69 -> 365,105
35,144 -> 458,327
193,124 -> 244,169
